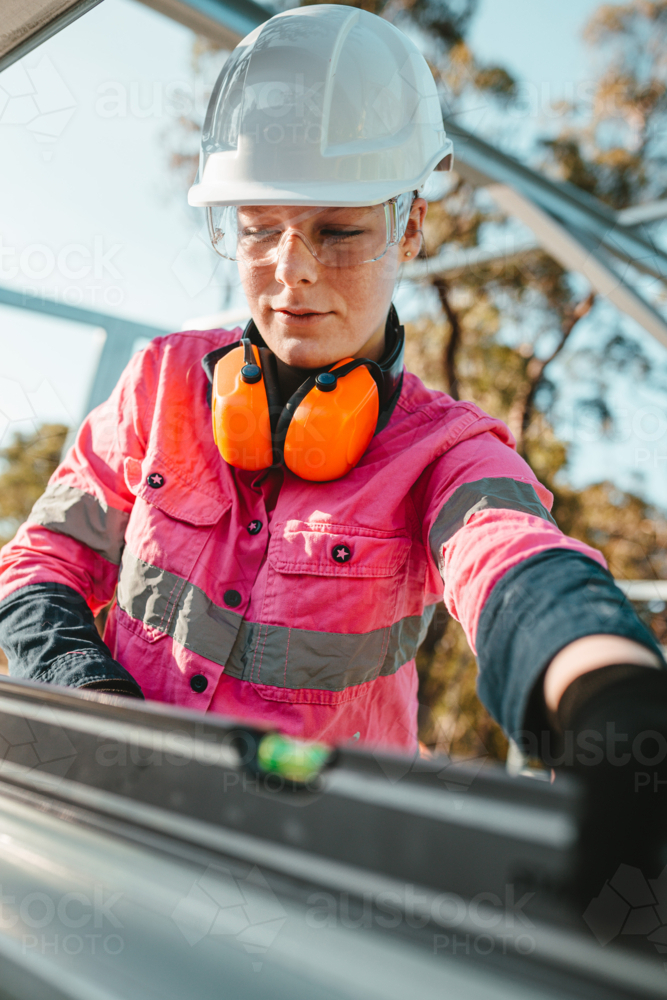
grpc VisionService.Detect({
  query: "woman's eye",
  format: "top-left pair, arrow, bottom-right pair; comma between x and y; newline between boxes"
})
320,228 -> 365,241
242,229 -> 281,242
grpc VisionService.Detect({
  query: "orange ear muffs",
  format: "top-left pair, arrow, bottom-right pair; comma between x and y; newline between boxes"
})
279,358 -> 379,482
211,342 -> 274,471
211,338 -> 382,481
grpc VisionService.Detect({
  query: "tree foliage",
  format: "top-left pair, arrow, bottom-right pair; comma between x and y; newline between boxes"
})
545,0 -> 667,207
409,0 -> 667,760
0,424 -> 68,671
0,425 -> 68,547
293,0 -> 479,48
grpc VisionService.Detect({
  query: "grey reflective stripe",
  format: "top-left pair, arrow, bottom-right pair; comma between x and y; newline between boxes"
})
225,605 -> 435,690
28,484 -> 130,565
117,550 -> 435,690
117,551 -> 243,667
429,477 -> 557,570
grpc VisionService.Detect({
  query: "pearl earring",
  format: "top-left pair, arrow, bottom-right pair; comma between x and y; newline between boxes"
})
405,251 -> 412,258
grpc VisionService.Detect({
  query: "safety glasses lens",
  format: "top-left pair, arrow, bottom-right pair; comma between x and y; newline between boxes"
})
207,195 -> 413,267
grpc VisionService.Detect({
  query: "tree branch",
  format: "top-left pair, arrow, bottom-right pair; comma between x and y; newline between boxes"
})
509,292 -> 596,456
434,277 -> 462,400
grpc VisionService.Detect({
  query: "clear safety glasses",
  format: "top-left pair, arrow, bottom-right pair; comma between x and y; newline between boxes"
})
207,193 -> 414,268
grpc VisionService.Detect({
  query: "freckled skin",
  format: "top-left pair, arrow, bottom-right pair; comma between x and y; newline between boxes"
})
238,199 -> 427,369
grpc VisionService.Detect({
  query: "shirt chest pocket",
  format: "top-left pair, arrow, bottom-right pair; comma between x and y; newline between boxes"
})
118,454 -> 231,643
265,520 -> 411,634
226,521 -> 413,704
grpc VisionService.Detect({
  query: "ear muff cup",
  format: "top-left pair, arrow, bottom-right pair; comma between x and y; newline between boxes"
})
212,344 -> 273,471
283,359 -> 379,482
211,342 -> 382,481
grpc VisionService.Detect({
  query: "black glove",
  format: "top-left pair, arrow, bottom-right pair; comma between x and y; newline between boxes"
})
554,664 -> 667,903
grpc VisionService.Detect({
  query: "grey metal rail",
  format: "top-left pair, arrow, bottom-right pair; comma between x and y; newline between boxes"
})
0,675 -> 663,999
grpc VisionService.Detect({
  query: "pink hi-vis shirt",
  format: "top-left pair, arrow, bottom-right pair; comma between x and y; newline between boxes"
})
0,328 -> 604,751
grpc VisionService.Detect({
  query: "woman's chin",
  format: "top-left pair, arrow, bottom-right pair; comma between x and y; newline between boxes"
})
277,346 -> 340,370
266,330 -> 344,370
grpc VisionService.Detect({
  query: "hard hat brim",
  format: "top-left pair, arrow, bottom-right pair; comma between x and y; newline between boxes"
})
189,180 -> 414,208
188,143 -> 453,208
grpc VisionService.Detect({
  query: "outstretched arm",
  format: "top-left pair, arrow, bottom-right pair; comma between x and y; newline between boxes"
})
419,427 -> 665,745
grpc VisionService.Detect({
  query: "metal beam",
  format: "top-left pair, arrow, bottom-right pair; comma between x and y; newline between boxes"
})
0,675 -> 664,999
0,0 -> 103,74
617,200 -> 667,227
616,580 -> 667,601
0,284 -> 168,418
405,235 -> 537,281
136,0 -> 271,48
486,185 -> 667,348
445,120 -> 667,283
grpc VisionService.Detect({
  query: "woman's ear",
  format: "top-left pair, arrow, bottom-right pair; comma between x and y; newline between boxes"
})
400,197 -> 427,259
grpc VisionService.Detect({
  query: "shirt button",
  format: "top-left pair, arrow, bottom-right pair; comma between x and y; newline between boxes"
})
190,674 -> 208,693
332,544 -> 352,564
146,472 -> 165,489
247,519 -> 263,535
224,589 -> 242,607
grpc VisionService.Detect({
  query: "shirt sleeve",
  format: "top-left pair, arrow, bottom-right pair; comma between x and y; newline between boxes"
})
0,582 -> 144,695
418,427 -> 663,736
0,339 -> 161,612
0,341 -> 162,691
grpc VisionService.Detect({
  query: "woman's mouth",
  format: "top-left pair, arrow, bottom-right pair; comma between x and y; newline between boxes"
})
273,307 -> 331,325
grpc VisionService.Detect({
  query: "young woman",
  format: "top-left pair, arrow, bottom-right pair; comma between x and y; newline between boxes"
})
0,6 -> 663,765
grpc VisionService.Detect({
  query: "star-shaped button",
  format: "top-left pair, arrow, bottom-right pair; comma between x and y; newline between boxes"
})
247,519 -> 263,535
332,543 -> 352,564
146,472 -> 165,489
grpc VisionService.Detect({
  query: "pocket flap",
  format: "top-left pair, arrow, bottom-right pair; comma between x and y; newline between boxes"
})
269,520 -> 410,578
124,455 -> 229,526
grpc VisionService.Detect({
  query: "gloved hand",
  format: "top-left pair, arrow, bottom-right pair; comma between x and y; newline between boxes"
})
554,663 -> 667,902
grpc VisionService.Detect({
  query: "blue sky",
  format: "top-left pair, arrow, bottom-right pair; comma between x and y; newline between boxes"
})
469,0 -> 603,97
1,0 -> 666,506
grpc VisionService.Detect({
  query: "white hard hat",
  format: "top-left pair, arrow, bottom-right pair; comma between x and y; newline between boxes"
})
188,4 -> 453,209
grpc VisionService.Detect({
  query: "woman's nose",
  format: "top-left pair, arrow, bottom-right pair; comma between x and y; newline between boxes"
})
273,231 -> 319,285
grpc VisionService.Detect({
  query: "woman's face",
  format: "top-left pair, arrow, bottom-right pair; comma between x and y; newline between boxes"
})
238,198 -> 427,368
